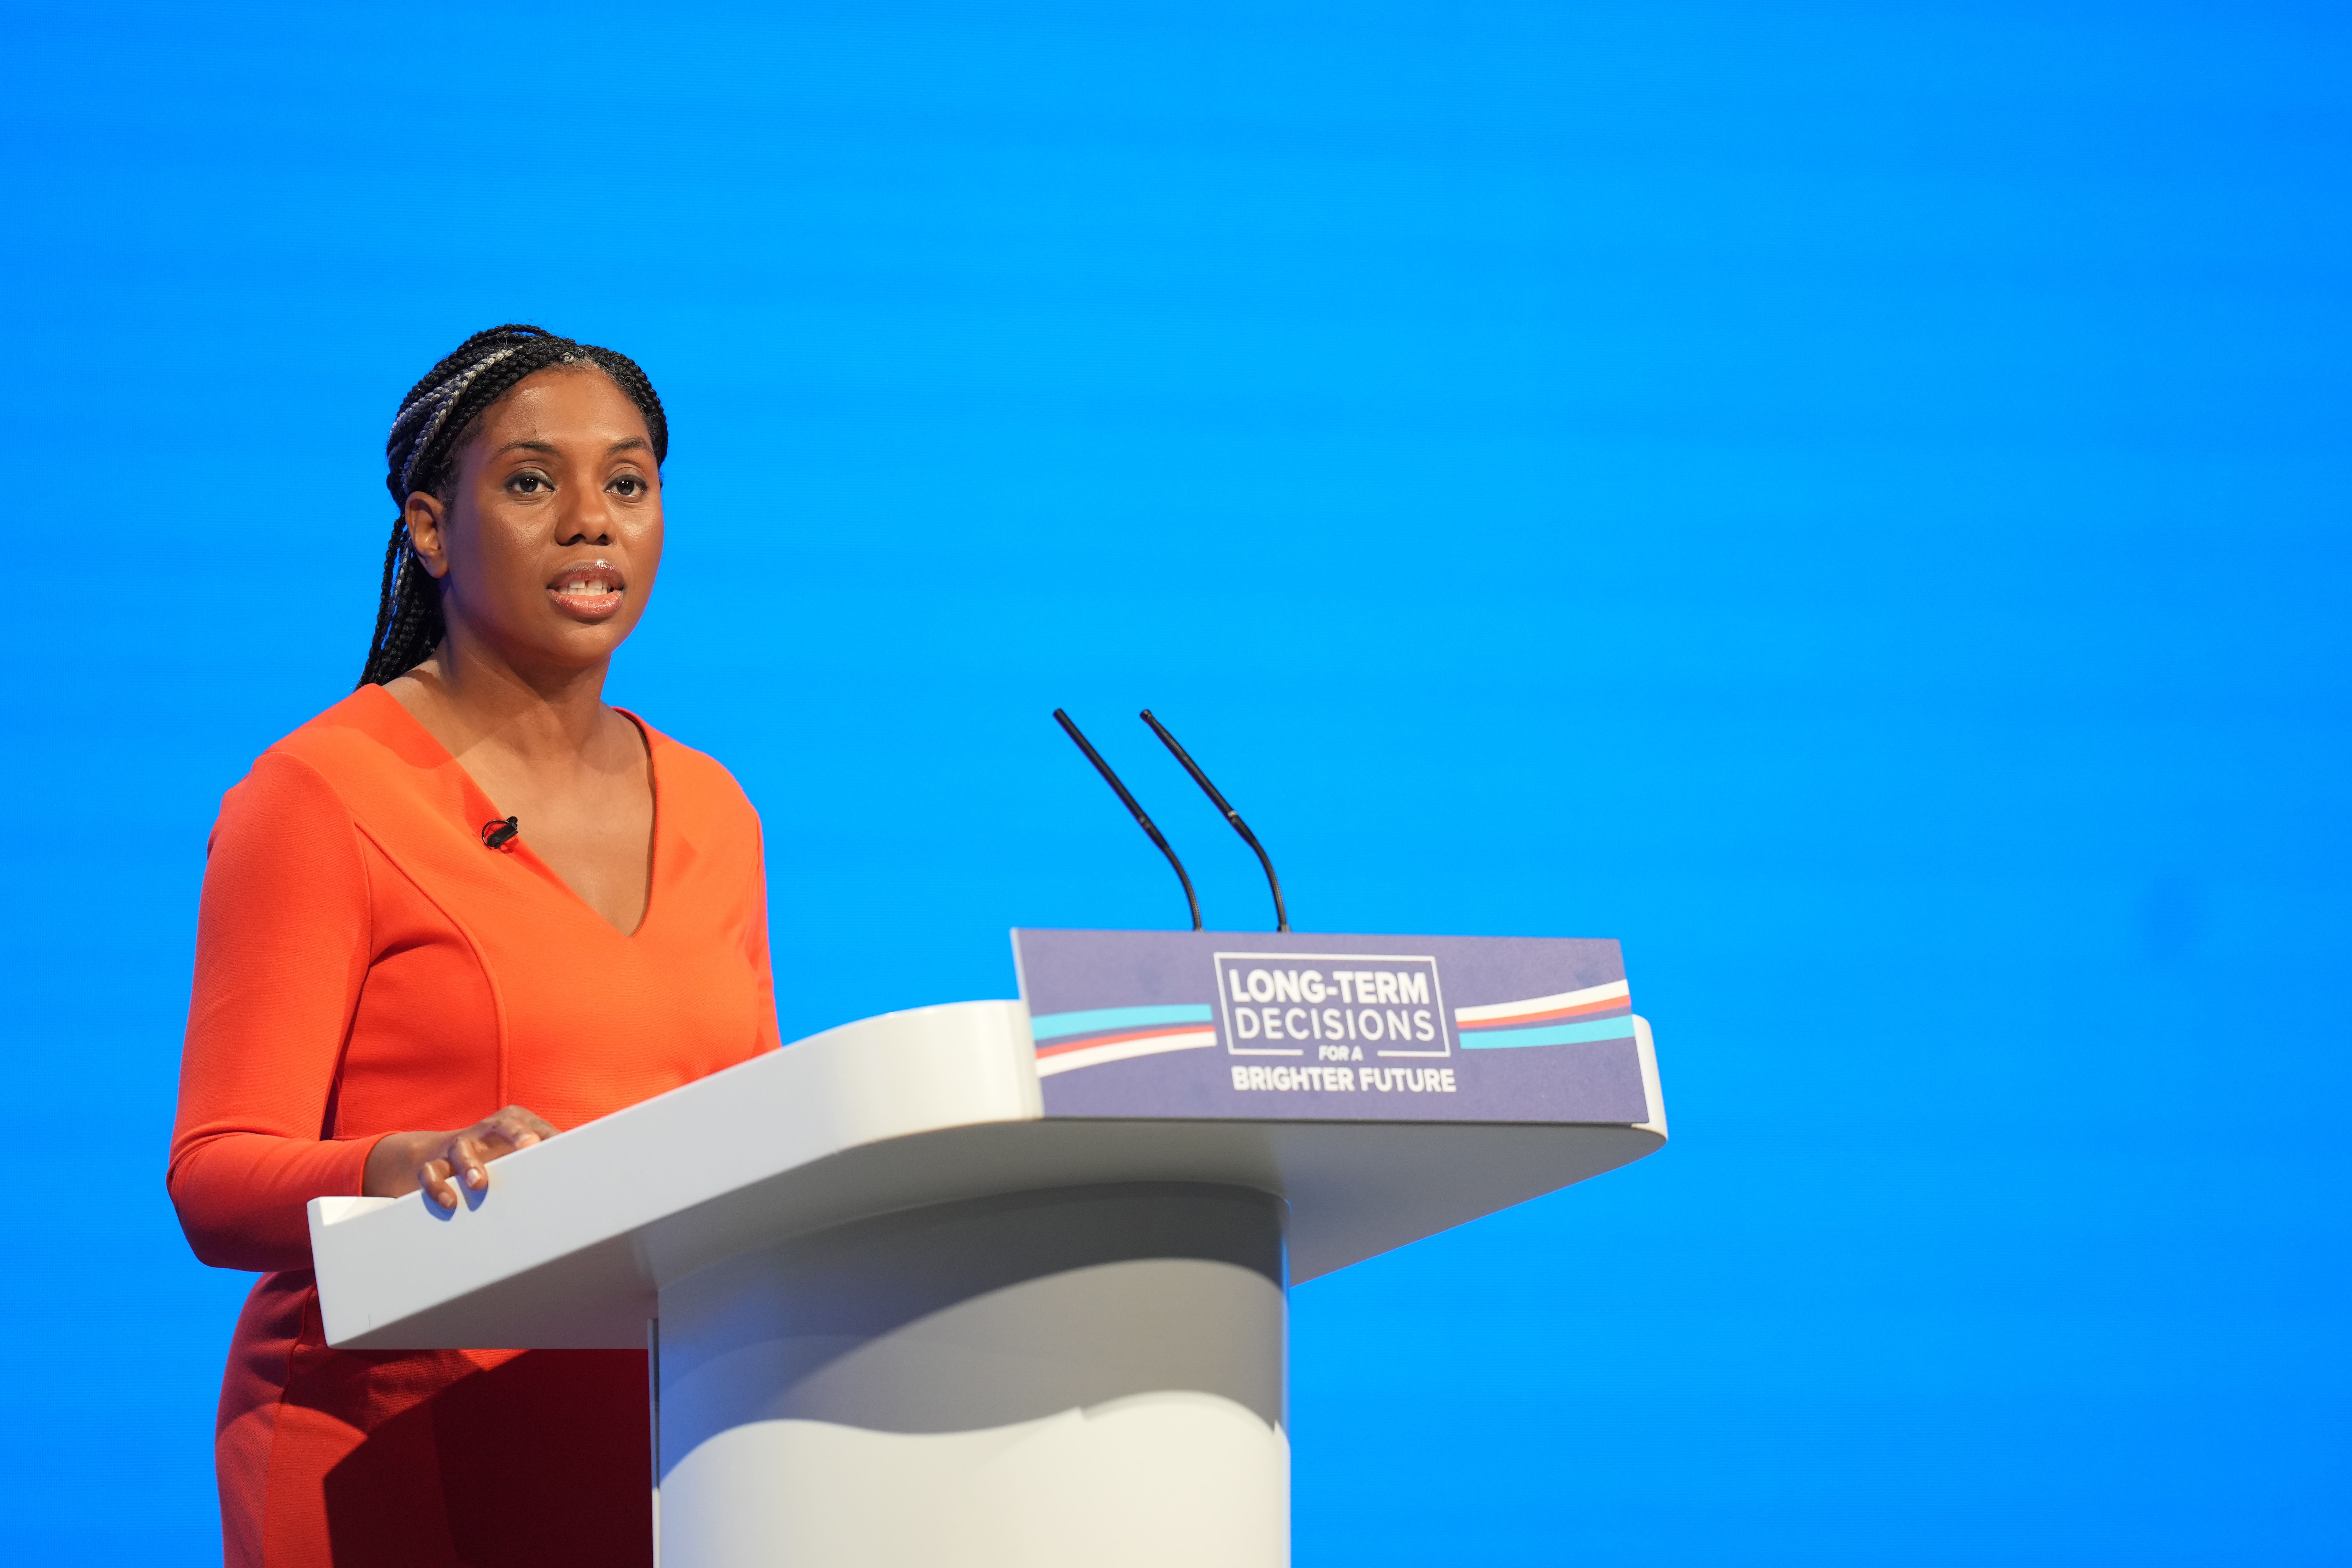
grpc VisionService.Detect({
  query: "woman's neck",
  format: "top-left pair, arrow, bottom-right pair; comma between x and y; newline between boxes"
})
383,630 -> 620,769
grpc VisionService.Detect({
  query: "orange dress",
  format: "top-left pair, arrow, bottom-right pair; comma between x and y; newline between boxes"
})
168,685 -> 780,1568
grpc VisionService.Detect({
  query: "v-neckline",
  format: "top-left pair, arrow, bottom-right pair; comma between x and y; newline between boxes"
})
360,683 -> 661,940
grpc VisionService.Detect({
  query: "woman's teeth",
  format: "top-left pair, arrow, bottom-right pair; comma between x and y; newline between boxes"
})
554,575 -> 617,595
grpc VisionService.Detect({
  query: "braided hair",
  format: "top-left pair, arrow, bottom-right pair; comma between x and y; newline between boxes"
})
360,324 -> 669,687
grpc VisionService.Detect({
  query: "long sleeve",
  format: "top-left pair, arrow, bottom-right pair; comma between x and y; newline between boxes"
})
169,751 -> 382,1272
748,825 -> 782,1056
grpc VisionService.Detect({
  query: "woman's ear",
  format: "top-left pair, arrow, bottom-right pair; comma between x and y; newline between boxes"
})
403,490 -> 452,580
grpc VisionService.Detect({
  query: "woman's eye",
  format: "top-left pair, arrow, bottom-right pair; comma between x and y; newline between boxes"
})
610,475 -> 645,498
508,472 -> 551,494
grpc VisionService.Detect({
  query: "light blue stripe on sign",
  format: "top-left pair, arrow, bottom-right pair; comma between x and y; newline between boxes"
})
1458,1015 -> 1639,1049
1029,1003 -> 1217,1041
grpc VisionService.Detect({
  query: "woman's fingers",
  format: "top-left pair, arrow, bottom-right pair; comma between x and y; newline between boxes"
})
450,1133 -> 491,1190
418,1156 -> 459,1210
401,1108 -> 560,1208
476,1121 -> 533,1157
490,1105 -> 560,1145
470,1107 -> 559,1160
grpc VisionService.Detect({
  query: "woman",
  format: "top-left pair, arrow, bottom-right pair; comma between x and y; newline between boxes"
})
169,325 -> 780,1567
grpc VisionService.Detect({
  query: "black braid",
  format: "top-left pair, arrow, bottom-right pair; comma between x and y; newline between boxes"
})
358,324 -> 670,687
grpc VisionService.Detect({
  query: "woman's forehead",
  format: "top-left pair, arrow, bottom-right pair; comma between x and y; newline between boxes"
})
474,366 -> 650,443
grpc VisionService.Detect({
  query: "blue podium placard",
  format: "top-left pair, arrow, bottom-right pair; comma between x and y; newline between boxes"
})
1011,929 -> 1648,1123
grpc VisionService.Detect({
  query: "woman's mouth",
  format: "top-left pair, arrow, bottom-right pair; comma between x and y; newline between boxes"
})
548,563 -> 625,620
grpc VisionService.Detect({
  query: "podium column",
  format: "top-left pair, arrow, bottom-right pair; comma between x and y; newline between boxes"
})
653,1182 -> 1290,1567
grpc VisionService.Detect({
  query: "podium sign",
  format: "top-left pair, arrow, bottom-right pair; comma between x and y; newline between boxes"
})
1015,928 -> 1647,1124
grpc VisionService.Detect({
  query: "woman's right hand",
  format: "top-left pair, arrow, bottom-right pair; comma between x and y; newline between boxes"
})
361,1106 -> 561,1209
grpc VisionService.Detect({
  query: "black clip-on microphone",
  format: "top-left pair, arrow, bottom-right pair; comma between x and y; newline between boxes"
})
1139,710 -> 1288,932
481,816 -> 520,851
1052,710 -> 1202,930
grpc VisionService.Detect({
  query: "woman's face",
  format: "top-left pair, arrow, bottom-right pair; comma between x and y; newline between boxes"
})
404,366 -> 663,677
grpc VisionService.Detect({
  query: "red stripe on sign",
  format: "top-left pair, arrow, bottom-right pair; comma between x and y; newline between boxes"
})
1035,1024 -> 1214,1059
1458,998 -> 1632,1030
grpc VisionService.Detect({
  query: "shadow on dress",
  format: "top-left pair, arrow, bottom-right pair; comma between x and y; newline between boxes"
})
321,1348 -> 651,1568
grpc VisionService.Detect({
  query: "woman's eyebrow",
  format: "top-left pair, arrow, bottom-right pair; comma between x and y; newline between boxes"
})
487,437 -> 651,458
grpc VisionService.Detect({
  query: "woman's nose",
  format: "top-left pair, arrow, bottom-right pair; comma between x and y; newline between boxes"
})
558,489 -> 613,546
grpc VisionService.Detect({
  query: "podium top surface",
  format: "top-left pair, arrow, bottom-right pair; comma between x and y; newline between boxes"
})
310,999 -> 1666,1350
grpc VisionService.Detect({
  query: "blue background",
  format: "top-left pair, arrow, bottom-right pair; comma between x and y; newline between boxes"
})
4,2 -> 2345,1561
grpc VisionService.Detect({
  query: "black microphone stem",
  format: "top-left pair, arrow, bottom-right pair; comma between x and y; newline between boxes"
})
1139,709 -> 1288,932
1052,709 -> 1203,931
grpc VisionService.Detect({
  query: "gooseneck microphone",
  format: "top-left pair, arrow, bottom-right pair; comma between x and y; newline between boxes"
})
1052,709 -> 1203,931
1139,709 -> 1288,933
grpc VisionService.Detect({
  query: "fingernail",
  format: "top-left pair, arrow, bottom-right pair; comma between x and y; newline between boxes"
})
467,1168 -> 485,1187
517,1133 -> 540,1147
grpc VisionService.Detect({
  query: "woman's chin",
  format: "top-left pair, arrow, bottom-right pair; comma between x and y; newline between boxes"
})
508,618 -> 639,675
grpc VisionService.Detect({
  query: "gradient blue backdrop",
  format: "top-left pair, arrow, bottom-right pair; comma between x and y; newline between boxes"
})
4,2 -> 2345,1562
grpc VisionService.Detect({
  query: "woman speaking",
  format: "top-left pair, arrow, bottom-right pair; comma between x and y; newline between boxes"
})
168,325 -> 779,1567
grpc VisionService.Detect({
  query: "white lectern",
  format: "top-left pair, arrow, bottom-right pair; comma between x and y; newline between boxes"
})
311,935 -> 1665,1567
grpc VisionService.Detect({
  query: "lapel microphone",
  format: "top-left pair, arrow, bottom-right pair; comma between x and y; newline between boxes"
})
481,816 -> 520,851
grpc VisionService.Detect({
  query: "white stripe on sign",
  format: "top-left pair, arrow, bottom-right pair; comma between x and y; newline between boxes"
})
1453,979 -> 1630,1025
1034,1029 -> 1222,1077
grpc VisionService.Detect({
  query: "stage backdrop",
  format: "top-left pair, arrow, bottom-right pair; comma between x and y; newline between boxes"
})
3,3 -> 2345,1563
